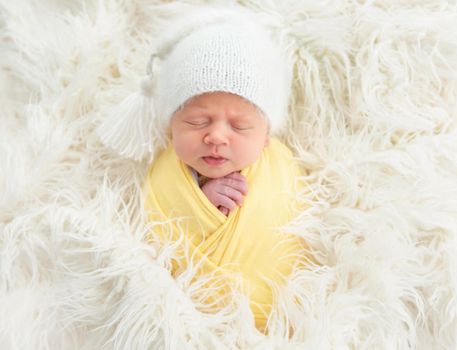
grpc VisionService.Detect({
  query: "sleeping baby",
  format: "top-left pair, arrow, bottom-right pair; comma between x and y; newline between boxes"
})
100,11 -> 308,332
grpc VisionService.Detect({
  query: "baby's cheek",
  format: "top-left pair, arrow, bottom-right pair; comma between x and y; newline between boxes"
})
173,135 -> 199,162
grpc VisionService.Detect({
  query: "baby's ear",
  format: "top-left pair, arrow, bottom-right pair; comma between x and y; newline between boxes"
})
264,134 -> 270,147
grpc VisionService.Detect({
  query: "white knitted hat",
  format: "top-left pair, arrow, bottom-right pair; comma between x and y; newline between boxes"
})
98,8 -> 292,161
155,21 -> 290,133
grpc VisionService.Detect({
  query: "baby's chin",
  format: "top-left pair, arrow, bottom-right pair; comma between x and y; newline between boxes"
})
191,157 -> 256,178
191,161 -> 240,179
197,167 -> 239,179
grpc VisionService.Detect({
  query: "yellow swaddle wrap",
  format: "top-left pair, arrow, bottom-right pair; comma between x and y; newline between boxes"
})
144,138 -> 307,330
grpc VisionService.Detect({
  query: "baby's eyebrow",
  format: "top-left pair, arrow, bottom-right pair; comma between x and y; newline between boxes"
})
182,107 -> 210,116
229,113 -> 251,119
183,102 -> 208,111
181,104 -> 256,121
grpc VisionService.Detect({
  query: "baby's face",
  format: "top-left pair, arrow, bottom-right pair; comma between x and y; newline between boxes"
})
170,92 -> 270,179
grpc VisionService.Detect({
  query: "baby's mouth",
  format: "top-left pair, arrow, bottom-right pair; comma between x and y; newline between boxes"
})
202,156 -> 227,167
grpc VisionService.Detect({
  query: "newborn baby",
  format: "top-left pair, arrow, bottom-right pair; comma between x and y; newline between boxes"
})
101,14 -> 309,332
144,89 -> 306,331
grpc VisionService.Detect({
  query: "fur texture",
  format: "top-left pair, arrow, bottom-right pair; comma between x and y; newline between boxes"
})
1,0 -> 456,349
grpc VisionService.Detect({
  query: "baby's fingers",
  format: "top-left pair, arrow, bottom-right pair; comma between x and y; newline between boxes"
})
221,173 -> 248,195
215,193 -> 237,211
218,206 -> 230,216
217,185 -> 244,206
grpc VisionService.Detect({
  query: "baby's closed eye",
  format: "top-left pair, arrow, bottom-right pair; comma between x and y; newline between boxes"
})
184,118 -> 209,127
231,123 -> 252,131
184,120 -> 209,128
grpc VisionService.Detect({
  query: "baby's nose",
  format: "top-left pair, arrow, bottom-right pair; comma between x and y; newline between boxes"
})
204,123 -> 229,145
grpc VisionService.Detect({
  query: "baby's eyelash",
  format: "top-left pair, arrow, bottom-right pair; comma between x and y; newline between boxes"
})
185,121 -> 207,126
232,125 -> 252,131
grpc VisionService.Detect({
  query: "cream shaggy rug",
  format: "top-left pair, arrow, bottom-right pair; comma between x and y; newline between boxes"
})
1,1 -> 457,349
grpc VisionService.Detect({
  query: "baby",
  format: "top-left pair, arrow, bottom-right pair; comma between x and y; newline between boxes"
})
100,12 -> 307,332
171,91 -> 268,216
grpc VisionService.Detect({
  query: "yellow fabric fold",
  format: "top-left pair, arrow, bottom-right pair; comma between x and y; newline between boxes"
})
144,138 -> 307,330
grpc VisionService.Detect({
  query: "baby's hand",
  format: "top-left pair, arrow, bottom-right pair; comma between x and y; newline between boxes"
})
201,172 -> 248,216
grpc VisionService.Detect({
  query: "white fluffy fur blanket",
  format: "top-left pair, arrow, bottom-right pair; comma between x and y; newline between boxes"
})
1,1 -> 457,349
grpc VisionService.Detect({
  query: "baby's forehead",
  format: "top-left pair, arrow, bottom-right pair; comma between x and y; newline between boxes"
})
180,92 -> 264,117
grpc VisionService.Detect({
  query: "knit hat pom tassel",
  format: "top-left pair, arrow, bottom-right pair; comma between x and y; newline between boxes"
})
98,55 -> 164,162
